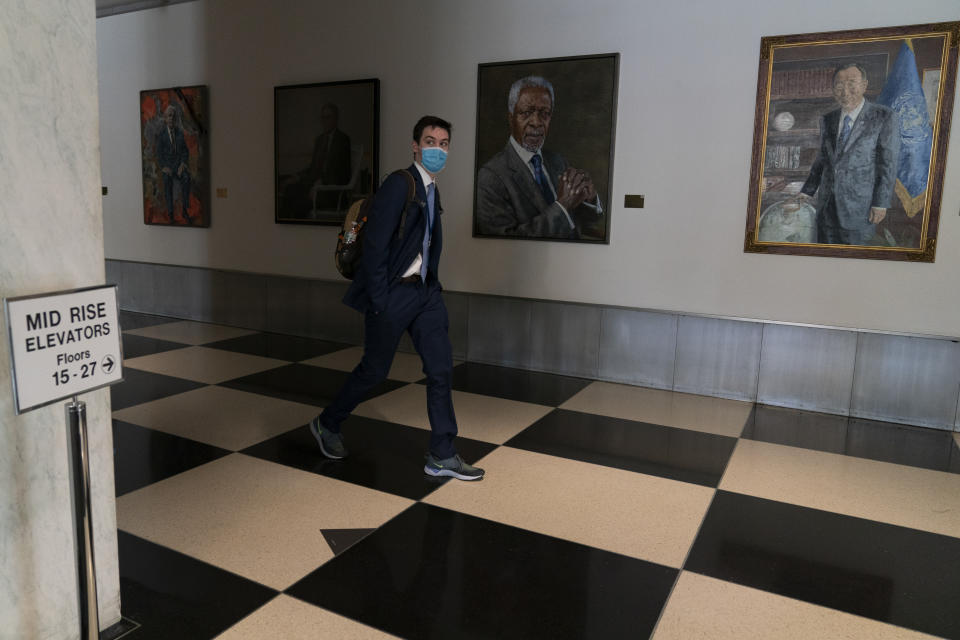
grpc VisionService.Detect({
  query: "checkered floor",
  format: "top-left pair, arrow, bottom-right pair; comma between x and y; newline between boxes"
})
109,311 -> 960,640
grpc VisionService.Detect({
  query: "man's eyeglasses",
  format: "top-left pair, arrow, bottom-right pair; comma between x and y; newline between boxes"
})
833,80 -> 864,90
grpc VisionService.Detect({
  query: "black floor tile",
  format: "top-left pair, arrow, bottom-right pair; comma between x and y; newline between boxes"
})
685,491 -> 960,639
122,333 -> 188,360
321,528 -> 376,556
111,367 -> 207,410
100,617 -> 139,640
241,417 -> 496,500
219,363 -> 405,407
743,404 -> 960,474
450,362 -> 592,406
117,531 -> 277,640
113,420 -> 231,496
287,503 -> 678,640
506,409 -> 737,487
119,311 -> 179,331
204,332 -> 350,362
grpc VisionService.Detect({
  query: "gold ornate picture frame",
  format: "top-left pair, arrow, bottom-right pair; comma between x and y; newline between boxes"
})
744,22 -> 959,261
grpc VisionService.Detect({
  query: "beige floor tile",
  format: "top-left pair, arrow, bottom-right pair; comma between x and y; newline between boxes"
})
561,382 -> 751,438
124,346 -> 287,383
117,454 -> 413,590
302,346 -> 462,382
353,385 -> 552,444
215,595 -> 400,640
112,386 -> 319,450
721,439 -> 960,539
423,447 -> 714,568
652,571 -> 939,640
124,320 -> 257,345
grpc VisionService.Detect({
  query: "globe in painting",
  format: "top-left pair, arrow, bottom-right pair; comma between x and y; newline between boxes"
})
773,111 -> 795,131
757,200 -> 816,243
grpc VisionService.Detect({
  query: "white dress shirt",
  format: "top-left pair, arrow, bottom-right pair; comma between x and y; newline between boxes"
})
837,99 -> 865,148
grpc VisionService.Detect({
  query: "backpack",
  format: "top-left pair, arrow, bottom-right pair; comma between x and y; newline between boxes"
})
335,170 -> 417,279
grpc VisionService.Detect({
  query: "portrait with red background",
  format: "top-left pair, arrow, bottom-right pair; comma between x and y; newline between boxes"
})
140,85 -> 209,227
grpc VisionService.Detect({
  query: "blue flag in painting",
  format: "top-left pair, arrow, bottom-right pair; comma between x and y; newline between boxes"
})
877,41 -> 933,217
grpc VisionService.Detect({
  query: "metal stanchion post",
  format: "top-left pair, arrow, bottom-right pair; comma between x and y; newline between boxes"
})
66,396 -> 100,640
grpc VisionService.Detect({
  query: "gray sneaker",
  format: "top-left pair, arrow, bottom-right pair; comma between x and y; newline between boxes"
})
309,416 -> 347,459
424,453 -> 484,481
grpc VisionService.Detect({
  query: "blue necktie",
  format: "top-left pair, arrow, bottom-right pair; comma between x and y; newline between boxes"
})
837,115 -> 853,152
420,183 -> 435,280
530,155 -> 555,203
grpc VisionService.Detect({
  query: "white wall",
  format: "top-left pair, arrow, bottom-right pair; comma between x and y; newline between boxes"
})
98,0 -> 960,336
2,1 -> 121,637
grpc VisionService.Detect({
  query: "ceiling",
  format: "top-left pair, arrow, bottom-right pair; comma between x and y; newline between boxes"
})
95,0 -> 196,18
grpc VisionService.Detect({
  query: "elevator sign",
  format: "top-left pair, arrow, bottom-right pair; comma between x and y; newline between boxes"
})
5,285 -> 123,414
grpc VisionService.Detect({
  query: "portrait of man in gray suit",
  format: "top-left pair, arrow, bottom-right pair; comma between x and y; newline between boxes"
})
798,62 -> 900,245
475,76 -> 604,240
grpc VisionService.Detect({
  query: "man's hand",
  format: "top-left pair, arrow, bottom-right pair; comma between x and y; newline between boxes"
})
556,167 -> 594,211
869,207 -> 887,224
573,168 -> 597,201
161,167 -> 173,176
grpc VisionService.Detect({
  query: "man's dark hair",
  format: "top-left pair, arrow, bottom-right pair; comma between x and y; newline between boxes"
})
413,116 -> 452,142
833,62 -> 868,83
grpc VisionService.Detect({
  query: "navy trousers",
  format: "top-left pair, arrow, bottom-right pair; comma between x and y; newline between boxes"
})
163,170 -> 191,221
320,280 -> 458,459
817,196 -> 875,246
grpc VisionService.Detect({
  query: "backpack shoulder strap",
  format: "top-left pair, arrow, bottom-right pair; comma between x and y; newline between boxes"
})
392,169 -> 418,241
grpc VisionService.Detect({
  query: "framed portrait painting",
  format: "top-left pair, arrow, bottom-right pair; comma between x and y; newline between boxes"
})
140,85 -> 209,227
275,79 -> 379,225
744,22 -> 959,261
474,53 -> 619,244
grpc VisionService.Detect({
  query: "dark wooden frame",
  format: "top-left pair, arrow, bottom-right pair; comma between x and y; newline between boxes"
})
274,79 -> 380,225
744,22 -> 959,261
473,53 -> 619,244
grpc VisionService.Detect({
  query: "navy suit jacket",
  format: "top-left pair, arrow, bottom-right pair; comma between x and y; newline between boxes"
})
343,165 -> 442,314
801,101 -> 899,232
305,128 -> 352,186
156,126 -> 189,172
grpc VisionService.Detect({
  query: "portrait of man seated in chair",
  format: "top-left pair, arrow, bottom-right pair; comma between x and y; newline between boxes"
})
279,102 -> 353,219
275,80 -> 379,225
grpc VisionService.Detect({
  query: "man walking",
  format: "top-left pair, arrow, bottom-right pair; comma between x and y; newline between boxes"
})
310,116 -> 484,481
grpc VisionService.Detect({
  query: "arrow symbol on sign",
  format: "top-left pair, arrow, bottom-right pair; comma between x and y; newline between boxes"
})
101,355 -> 115,373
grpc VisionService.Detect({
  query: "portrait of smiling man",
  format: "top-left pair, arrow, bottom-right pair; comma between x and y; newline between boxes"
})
475,74 -> 605,240
798,62 -> 900,245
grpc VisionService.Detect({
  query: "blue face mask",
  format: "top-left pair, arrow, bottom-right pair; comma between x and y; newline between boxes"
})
420,147 -> 447,173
